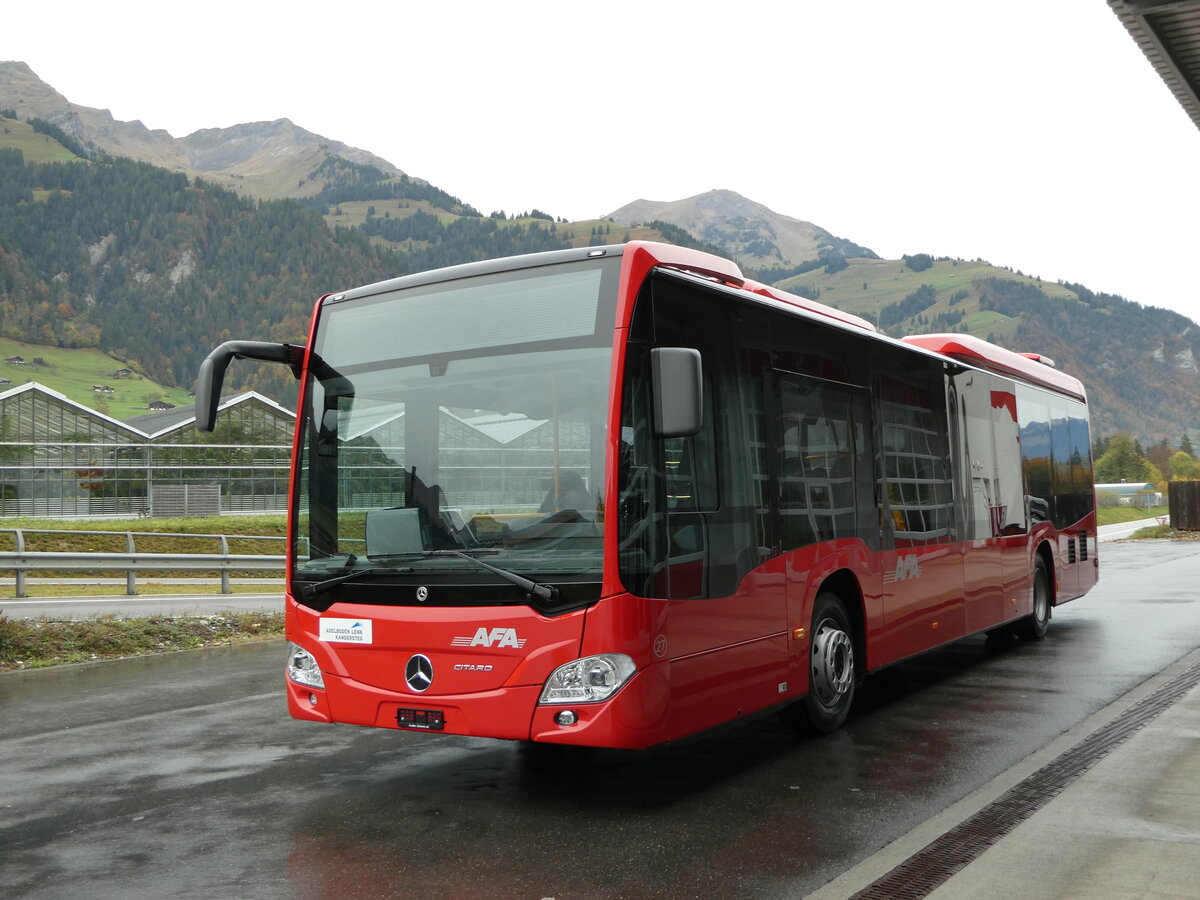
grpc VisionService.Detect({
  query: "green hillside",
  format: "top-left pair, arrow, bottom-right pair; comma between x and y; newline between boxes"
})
781,255 -> 1200,440
778,256 -> 1077,343
0,113 -> 80,164
0,337 -> 192,420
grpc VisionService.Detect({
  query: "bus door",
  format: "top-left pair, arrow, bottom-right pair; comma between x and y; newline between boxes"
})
640,329 -> 788,740
990,378 -> 1029,620
875,364 -> 965,663
772,370 -> 875,673
949,369 -> 1006,634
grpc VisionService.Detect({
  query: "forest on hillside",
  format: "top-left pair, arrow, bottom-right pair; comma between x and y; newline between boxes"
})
0,152 -> 588,404
788,251 -> 1200,441
0,147 -> 746,408
0,150 -> 394,399
976,277 -> 1200,439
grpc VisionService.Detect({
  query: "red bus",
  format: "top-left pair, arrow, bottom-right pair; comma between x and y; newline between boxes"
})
196,241 -> 1098,748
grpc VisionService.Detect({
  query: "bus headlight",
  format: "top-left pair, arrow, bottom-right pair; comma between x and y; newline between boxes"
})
539,653 -> 636,704
287,642 -> 325,689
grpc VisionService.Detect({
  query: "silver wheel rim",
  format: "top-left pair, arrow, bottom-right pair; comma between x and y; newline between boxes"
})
811,617 -> 854,709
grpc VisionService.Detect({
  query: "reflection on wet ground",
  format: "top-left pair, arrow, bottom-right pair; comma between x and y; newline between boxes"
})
3,542 -> 1200,899
279,626 -> 1097,898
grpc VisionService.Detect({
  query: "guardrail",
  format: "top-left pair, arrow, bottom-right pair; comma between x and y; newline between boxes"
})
0,529 -> 288,598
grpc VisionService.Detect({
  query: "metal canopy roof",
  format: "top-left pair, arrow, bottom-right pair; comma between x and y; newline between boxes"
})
1109,0 -> 1200,130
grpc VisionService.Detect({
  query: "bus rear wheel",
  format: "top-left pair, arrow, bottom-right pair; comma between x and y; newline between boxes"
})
786,592 -> 856,734
1017,555 -> 1052,640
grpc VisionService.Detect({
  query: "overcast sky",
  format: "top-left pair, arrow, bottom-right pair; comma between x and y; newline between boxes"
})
6,0 -> 1200,321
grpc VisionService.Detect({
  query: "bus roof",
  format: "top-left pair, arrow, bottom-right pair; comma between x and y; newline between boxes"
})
321,241 -> 1086,403
630,244 -> 1084,402
622,241 -> 878,334
901,333 -> 1087,402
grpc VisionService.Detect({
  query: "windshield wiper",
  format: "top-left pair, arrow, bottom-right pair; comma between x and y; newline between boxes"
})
433,549 -> 560,602
299,550 -> 560,604
369,549 -> 560,602
298,555 -> 414,601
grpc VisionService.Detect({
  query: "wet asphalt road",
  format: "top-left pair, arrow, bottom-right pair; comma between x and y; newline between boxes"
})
3,540 -> 1200,900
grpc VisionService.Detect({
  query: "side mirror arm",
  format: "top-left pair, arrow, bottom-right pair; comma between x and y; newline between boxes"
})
195,341 -> 305,432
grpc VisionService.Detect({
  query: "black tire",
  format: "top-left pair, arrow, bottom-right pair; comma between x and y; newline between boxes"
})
1017,554 -> 1052,640
786,592 -> 857,734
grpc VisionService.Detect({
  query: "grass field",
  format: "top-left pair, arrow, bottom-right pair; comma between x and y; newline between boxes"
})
0,115 -> 81,165
0,336 -> 192,420
0,514 -> 289,598
0,514 -> 290,669
1,581 -> 282,598
1095,506 -> 1169,526
777,256 -> 1079,344
782,257 -> 1076,313
0,513 -> 287,552
0,611 -> 285,670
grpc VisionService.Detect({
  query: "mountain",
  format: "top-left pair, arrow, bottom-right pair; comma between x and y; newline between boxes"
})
603,190 -> 1200,439
608,190 -> 878,268
1,62 -> 1197,442
0,61 -> 403,200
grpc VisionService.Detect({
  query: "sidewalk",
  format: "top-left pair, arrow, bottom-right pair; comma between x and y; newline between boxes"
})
809,648 -> 1200,899
929,664 -> 1200,897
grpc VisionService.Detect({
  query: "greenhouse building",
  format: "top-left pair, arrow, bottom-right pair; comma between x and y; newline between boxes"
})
0,382 -> 596,519
0,382 -> 294,518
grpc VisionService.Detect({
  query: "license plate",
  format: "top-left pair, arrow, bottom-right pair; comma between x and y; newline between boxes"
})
397,708 -> 444,731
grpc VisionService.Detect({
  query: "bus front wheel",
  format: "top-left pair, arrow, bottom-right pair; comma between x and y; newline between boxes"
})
786,592 -> 856,734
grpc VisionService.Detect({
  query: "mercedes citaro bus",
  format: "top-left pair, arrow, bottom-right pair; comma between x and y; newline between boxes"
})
196,241 -> 1097,748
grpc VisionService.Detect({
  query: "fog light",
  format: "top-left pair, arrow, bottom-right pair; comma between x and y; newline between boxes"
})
308,693 -> 318,707
554,710 -> 579,726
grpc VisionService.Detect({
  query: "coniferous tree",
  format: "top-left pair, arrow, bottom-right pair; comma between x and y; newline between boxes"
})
1094,433 -> 1152,484
1147,438 -> 1175,474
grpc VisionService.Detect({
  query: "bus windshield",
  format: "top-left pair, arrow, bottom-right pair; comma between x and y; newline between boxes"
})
292,257 -> 619,608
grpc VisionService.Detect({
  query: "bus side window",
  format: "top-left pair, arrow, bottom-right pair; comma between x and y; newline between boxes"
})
777,374 -> 859,548
876,363 -> 954,548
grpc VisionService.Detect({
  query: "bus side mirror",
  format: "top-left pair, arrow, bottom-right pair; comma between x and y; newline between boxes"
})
651,347 -> 703,438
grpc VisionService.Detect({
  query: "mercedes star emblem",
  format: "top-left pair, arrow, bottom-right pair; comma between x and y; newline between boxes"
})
405,654 -> 434,693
